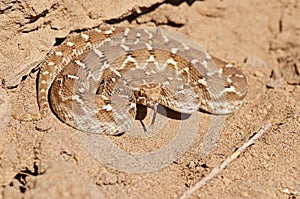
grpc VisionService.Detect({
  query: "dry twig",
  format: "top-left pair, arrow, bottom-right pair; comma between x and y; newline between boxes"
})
180,122 -> 272,199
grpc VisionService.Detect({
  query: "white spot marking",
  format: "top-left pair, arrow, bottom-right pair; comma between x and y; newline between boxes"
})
75,60 -> 86,69
198,79 -> 208,86
224,86 -> 237,93
235,73 -> 244,78
144,30 -> 153,40
81,33 -> 89,41
121,55 -> 137,69
67,75 -> 79,80
86,71 -> 93,79
218,68 -> 223,74
72,95 -> 84,104
145,71 -> 151,76
55,51 -> 63,56
206,70 -> 217,77
110,68 -> 122,77
162,35 -> 169,43
41,80 -> 47,84
134,38 -> 140,44
78,87 -> 85,92
145,43 -> 153,51
124,28 -> 130,36
103,61 -> 110,69
147,55 -> 155,62
182,43 -> 190,51
104,29 -> 113,35
67,42 -> 74,47
171,48 -> 178,54
227,77 -> 233,83
102,104 -> 113,111
121,37 -> 126,44
93,48 -> 105,58
184,67 -> 189,73
163,81 -> 170,85
205,53 -> 212,59
191,59 -> 199,65
225,64 -> 233,68
48,61 -> 55,66
151,70 -> 157,74
120,44 -> 130,51
62,57 -> 69,65
154,62 -> 160,68
166,58 -> 177,66
142,79 -> 148,85
201,60 -> 208,68
72,49 -> 77,55
42,71 -> 49,75
101,95 -> 109,100
85,42 -> 92,48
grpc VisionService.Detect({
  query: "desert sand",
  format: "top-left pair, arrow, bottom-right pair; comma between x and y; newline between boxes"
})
0,0 -> 299,198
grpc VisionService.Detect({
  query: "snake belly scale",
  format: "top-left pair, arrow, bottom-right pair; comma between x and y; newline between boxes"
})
13,26 -> 247,135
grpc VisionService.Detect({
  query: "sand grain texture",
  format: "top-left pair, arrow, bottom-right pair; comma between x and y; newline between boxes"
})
0,0 -> 299,198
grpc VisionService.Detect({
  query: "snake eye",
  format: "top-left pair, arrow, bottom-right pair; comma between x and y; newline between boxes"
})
57,78 -> 63,85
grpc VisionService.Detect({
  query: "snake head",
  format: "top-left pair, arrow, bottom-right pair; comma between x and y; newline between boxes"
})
137,83 -> 162,107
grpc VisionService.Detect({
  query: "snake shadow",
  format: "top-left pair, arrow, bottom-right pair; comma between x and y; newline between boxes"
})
135,104 -> 192,121
135,104 -> 194,133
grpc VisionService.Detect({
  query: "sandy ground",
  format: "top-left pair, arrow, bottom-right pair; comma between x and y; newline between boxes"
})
0,0 -> 299,198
